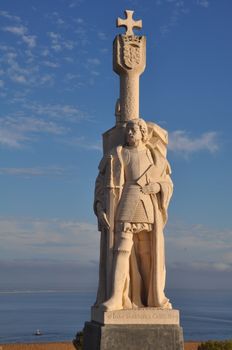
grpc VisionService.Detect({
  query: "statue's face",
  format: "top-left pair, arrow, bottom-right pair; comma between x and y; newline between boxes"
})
126,122 -> 142,147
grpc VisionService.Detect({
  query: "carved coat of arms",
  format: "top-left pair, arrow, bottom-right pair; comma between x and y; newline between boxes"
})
123,43 -> 140,69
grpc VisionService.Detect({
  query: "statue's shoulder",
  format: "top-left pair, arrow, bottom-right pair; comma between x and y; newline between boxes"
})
98,145 -> 123,172
146,121 -> 168,144
106,145 -> 123,158
146,121 -> 169,158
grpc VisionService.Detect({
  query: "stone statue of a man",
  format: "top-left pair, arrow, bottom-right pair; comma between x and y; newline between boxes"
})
94,118 -> 173,311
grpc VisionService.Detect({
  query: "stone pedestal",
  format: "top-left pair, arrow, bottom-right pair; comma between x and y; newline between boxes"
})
80,308 -> 184,350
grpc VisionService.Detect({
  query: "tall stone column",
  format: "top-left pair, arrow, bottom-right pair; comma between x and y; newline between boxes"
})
103,10 -> 146,153
113,26 -> 146,122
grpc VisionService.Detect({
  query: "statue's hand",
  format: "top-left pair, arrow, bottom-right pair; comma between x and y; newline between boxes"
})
96,203 -> 110,230
98,211 -> 110,230
141,182 -> 160,195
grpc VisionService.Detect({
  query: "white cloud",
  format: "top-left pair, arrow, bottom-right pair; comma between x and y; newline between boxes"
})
43,60 -> 60,68
3,25 -> 26,35
69,0 -> 83,8
41,48 -> 50,57
0,10 -> 21,23
3,25 -> 36,48
75,17 -> 84,24
91,71 -> 100,76
0,98 -> 90,149
52,12 -> 66,26
169,260 -> 232,273
158,0 -> 210,38
0,217 -> 99,262
65,73 -> 80,80
47,31 -> 75,52
166,220 -> 232,269
22,34 -> 36,48
1,49 -> 41,86
0,114 -> 66,148
87,58 -> 100,66
158,0 -> 190,37
65,136 -> 102,151
98,32 -> 107,40
39,74 -> 54,85
1,216 -> 231,290
222,252 -> 232,264
168,130 -> 219,155
24,102 -> 88,122
197,0 -> 210,8
11,74 -> 27,84
0,128 -> 26,148
0,166 -> 65,177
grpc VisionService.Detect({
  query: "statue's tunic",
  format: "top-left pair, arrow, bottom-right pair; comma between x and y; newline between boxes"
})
116,147 -> 154,223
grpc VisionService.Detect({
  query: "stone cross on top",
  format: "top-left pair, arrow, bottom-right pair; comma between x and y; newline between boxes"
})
116,10 -> 142,36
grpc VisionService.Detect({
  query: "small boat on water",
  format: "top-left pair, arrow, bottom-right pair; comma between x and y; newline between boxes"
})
34,329 -> 42,336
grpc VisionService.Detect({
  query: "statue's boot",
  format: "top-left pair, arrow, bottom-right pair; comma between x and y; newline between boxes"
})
100,250 -> 130,311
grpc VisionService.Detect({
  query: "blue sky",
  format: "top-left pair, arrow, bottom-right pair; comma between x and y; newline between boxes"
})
0,0 -> 232,292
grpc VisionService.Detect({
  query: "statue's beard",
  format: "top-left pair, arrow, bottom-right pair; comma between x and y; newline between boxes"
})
127,136 -> 140,147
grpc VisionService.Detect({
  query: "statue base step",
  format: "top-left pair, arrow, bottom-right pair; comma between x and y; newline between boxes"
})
91,306 -> 180,325
81,321 -> 184,350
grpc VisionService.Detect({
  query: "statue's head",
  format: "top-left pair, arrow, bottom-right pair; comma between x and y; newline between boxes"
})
125,118 -> 148,147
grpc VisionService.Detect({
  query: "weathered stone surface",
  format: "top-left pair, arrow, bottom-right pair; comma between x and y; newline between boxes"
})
91,307 -> 180,325
83,322 -> 184,350
79,9 -> 184,350
94,10 -> 173,313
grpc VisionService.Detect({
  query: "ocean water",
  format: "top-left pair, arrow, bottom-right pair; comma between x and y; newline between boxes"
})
0,289 -> 231,344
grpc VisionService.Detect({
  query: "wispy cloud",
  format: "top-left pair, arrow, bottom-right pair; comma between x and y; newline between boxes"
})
196,0 -> 210,8
158,0 -> 190,37
0,114 -> 66,148
47,11 -> 66,27
1,216 -> 231,288
65,136 -> 102,151
0,166 -> 65,177
0,98 -> 90,149
0,217 -> 99,262
69,0 -> 84,8
0,48 -> 50,87
43,60 -> 60,68
157,0 -> 210,38
0,10 -> 21,23
168,130 -> 219,155
0,8 -> 104,95
165,220 -> 232,289
166,220 -> 232,269
87,58 -> 100,66
24,102 -> 88,122
0,257 -> 98,292
97,32 -> 107,40
85,58 -> 101,79
3,25 -> 36,48
47,31 -> 75,52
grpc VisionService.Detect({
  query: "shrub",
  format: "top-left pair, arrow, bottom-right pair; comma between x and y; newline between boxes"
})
198,340 -> 232,350
73,331 -> 83,350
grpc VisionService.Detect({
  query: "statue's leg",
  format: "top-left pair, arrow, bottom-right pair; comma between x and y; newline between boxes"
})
100,223 -> 133,311
136,230 -> 151,304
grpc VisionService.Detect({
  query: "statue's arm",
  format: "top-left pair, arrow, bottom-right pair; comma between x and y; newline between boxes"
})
94,171 -> 104,216
141,182 -> 160,195
94,162 -> 110,230
140,154 -> 173,210
158,160 -> 173,211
